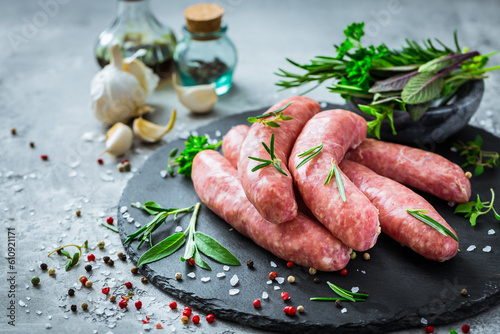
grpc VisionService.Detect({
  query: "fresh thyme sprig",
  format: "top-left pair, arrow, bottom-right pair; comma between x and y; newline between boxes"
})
454,189 -> 500,226
248,134 -> 288,176
324,160 -> 346,202
295,143 -> 323,169
247,102 -> 294,128
48,240 -> 88,271
407,209 -> 459,242
310,281 -> 368,303
453,135 -> 499,176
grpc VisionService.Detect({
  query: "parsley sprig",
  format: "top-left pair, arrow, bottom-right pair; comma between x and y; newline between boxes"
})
407,209 -> 459,242
310,281 -> 368,302
247,102 -> 294,128
170,135 -> 222,177
454,189 -> 500,226
453,135 -> 499,176
248,134 -> 288,176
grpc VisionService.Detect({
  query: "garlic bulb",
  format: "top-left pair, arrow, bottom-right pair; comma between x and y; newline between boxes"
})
133,109 -> 177,143
91,44 -> 159,125
173,74 -> 218,113
105,122 -> 133,156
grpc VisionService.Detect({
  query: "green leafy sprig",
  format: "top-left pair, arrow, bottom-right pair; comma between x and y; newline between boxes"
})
324,160 -> 346,202
172,135 -> 222,177
166,148 -> 178,177
135,202 -> 240,270
248,134 -> 288,176
295,143 -> 323,169
407,209 -> 459,242
453,135 -> 499,176
48,240 -> 88,271
454,189 -> 500,226
247,102 -> 294,128
310,281 -> 368,302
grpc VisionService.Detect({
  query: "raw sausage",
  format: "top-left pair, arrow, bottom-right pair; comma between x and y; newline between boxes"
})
192,150 -> 351,271
345,139 -> 471,203
222,125 -> 249,169
289,110 -> 380,251
238,96 -> 321,224
340,160 -> 458,261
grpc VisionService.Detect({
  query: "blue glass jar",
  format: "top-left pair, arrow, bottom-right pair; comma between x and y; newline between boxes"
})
174,4 -> 237,95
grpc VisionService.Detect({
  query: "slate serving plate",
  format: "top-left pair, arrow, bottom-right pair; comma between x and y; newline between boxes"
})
119,103 -> 500,334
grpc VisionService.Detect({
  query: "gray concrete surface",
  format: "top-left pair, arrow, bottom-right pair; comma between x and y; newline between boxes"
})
1,0 -> 499,333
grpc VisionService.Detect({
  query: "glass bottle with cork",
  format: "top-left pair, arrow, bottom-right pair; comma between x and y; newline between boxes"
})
94,0 -> 176,79
174,4 -> 237,95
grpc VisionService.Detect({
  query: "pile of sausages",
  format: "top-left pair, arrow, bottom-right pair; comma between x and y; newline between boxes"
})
191,96 -> 471,272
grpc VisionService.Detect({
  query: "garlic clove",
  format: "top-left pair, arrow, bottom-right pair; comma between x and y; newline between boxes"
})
173,74 -> 217,113
123,58 -> 159,96
105,122 -> 133,156
133,109 -> 177,143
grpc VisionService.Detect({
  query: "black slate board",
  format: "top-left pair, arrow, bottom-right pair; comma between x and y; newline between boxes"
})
118,103 -> 500,334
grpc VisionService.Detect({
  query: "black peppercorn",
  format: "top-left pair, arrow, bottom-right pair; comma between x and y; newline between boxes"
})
335,300 -> 342,308
131,266 -> 139,275
120,254 -> 127,261
57,249 -> 62,255
71,305 -> 77,312
108,259 -> 114,267
313,277 -> 321,284
141,276 -> 148,284
246,259 -> 254,268
85,265 -> 92,272
68,289 -> 75,296
40,263 -> 48,270
103,256 -> 110,263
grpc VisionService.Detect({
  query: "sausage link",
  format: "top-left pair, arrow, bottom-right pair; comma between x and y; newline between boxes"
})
192,150 -> 351,272
340,160 -> 458,261
222,125 -> 250,169
289,110 -> 380,251
345,139 -> 471,203
238,96 -> 321,224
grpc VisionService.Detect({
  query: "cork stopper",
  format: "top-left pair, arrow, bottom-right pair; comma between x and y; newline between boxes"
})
184,4 -> 224,34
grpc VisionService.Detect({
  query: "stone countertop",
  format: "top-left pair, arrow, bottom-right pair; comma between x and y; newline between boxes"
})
1,0 -> 499,333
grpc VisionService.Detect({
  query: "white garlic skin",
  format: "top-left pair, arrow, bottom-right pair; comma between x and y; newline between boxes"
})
105,122 -> 133,156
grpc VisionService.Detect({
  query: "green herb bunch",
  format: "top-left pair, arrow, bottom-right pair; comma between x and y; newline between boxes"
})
169,135 -> 222,177
275,22 -> 499,138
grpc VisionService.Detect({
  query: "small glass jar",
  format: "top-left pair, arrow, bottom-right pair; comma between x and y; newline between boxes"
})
94,0 -> 176,79
174,4 -> 237,95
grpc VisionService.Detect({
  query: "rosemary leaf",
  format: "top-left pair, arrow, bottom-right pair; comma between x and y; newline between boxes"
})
324,161 -> 346,202
407,209 -> 458,242
296,143 -> 323,169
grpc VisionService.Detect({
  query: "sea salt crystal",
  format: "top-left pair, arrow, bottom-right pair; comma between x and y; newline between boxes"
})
36,310 -> 42,315
361,270 -> 366,274
160,170 -> 168,178
223,265 -> 230,271
45,323 -> 52,329
201,277 -> 211,283
229,289 -> 240,296
230,274 -> 239,286
421,317 -> 428,325
13,185 -> 24,192
100,173 -> 114,182
26,310 -> 29,313
275,277 -> 285,284
483,246 -> 492,252
351,287 -> 359,293
341,308 -> 347,313
68,170 -> 78,178
266,280 -> 272,285
187,272 -> 196,279
215,130 -> 222,137
320,101 -> 328,108
175,226 -> 183,232
467,245 -> 476,252
18,300 -> 26,307
191,131 -> 199,137
488,229 -> 496,235
450,146 -> 458,152
274,286 -> 280,290
48,315 -> 52,320
123,212 -> 130,218
120,206 -> 128,213
262,292 -> 269,299
216,272 -> 226,278
270,261 -> 277,267
127,217 -> 134,223
135,222 -> 141,228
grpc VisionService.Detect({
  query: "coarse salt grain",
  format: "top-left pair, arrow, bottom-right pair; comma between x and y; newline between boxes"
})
274,286 -> 280,290
262,292 -> 268,300
421,317 -> 428,325
230,275 -> 239,286
467,245 -> 476,252
223,265 -> 230,271
275,277 -> 285,284
45,324 -> 52,329
120,206 -> 128,213
229,289 -> 240,296
488,229 -> 496,235
341,308 -> 347,313
175,226 -> 183,232
160,170 -> 168,178
187,272 -> 196,279
266,280 -> 272,285
483,246 -> 492,252
270,261 -> 277,267
201,277 -> 210,283
351,287 -> 359,293
216,272 -> 226,278
361,270 -> 366,274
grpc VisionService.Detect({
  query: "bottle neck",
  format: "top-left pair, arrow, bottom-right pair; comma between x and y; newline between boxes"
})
116,0 -> 151,21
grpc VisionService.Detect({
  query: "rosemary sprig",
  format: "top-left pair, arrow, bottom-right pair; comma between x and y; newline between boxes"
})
101,222 -> 118,233
296,143 -> 323,169
247,102 -> 294,127
310,281 -> 368,303
407,209 -> 459,242
452,135 -> 499,176
324,160 -> 346,202
248,134 -> 288,176
48,240 -> 88,271
454,189 -> 500,226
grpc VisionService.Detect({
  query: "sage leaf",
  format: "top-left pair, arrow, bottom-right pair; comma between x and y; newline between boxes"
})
369,71 -> 418,93
406,101 -> 431,121
401,72 -> 445,104
65,260 -> 72,271
194,232 -> 241,266
193,247 -> 211,270
138,232 -> 186,267
418,55 -> 454,73
60,249 -> 72,259
144,201 -> 168,214
101,222 -> 119,233
71,252 -> 80,267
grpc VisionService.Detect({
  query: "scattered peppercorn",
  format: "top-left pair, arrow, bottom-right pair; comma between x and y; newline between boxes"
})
156,323 -> 163,329
281,292 -> 290,301
335,300 -> 342,308
350,251 -> 357,260
425,325 -> 434,333
120,254 -> 127,261
135,301 -> 142,309
97,241 -> 105,249
187,257 -> 195,266
363,252 -> 371,261
117,251 -> 123,258
340,269 -> 348,276
103,256 -> 110,263
127,291 -> 135,298
460,288 -> 468,296
141,276 -> 148,284
465,171 -> 472,179
119,299 -> 127,309
75,210 -> 81,217
246,259 -> 254,268
97,158 -> 103,165
175,272 -> 182,280
118,165 -> 125,172
110,295 -> 117,302
48,268 -> 56,275
40,263 -> 48,270
131,266 -> 139,274
79,275 -> 87,283
124,281 -> 132,289
40,155 -> 48,161
102,287 -> 110,294
192,315 -> 200,324
309,267 -> 317,275
313,277 -> 321,284
85,265 -> 92,272
283,306 -> 296,316
181,315 -> 189,324
122,159 -> 129,164
169,301 -> 177,309
206,314 -> 215,323
287,275 -> 295,283
57,249 -> 62,255
31,276 -> 40,285
30,142 -> 35,148
106,217 -> 114,225
286,261 -> 294,268
253,299 -> 261,308
71,305 -> 77,312
269,271 -> 278,280
107,260 -> 114,267
297,305 -> 304,313
183,307 -> 192,317
68,289 -> 75,296
462,324 -> 470,333
11,128 -> 16,135
81,302 -> 88,311
85,280 -> 93,288
87,254 -> 95,262
123,161 -> 131,172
